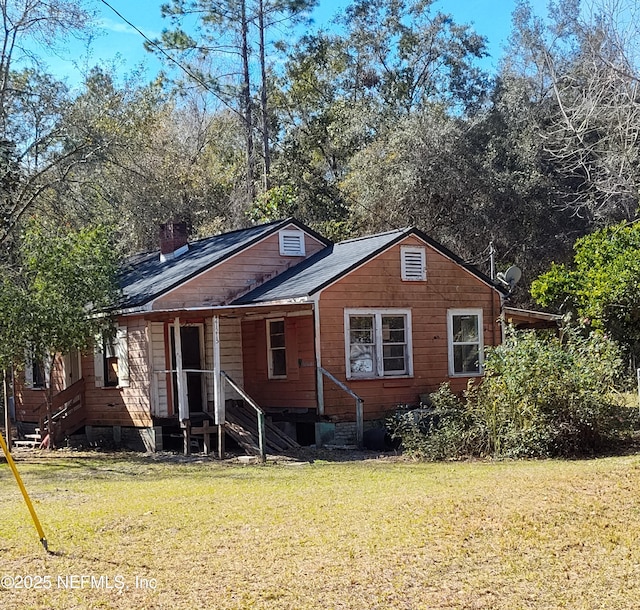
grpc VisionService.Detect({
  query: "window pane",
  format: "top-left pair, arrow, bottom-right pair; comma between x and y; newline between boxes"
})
382,316 -> 405,343
383,344 -> 406,372
349,316 -> 375,375
269,320 -> 285,347
350,316 -> 373,344
33,360 -> 46,388
350,345 -> 374,373
270,320 -> 284,334
453,315 -> 478,342
350,329 -> 374,344
350,316 -> 373,331
454,344 -> 479,373
104,338 -> 117,359
270,333 -> 285,348
271,349 -> 286,376
269,320 -> 286,377
106,356 -> 119,386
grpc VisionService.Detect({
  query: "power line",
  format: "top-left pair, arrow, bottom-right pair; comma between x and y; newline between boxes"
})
97,1 -> 496,277
97,0 -> 244,122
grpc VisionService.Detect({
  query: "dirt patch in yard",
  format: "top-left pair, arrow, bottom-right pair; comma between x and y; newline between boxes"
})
2,444 -> 406,467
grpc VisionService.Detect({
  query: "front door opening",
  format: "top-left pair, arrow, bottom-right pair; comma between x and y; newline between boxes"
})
170,325 -> 205,416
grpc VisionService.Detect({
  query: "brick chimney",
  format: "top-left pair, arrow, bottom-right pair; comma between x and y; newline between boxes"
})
159,221 -> 189,262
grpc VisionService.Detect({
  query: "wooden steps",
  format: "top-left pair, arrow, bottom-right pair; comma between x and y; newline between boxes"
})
224,402 -> 300,456
15,379 -> 87,448
12,431 -> 42,448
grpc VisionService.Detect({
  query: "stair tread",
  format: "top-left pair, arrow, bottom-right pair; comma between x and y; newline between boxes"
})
222,403 -> 300,455
13,440 -> 40,447
224,421 -> 261,456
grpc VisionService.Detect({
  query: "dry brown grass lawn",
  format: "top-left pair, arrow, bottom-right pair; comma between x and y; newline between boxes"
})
2,449 -> 640,609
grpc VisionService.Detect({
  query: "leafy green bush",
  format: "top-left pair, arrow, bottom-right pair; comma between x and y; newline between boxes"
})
481,327 -> 629,457
386,383 -> 488,460
388,328 -> 638,460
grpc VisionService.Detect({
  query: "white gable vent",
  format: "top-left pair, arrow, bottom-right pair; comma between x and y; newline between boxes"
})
279,229 -> 305,256
401,246 -> 426,281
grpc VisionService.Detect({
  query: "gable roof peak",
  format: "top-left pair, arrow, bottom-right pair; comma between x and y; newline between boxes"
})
118,218 -> 317,310
337,227 -> 410,245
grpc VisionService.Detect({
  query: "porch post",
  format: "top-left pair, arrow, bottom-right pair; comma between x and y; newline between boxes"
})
213,315 -> 224,425
356,398 -> 364,449
173,317 -> 187,422
312,296 -> 324,415
213,315 -> 225,459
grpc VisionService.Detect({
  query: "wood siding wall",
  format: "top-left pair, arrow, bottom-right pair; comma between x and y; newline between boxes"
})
14,234 -> 503,429
14,357 -> 65,421
149,321 -> 168,417
241,313 -> 317,410
83,316 -> 153,427
152,232 -> 325,310
318,236 -> 502,420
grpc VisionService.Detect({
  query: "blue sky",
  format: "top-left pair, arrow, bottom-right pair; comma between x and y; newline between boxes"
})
37,0 -> 550,85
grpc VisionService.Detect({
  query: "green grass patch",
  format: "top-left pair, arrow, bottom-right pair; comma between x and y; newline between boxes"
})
2,451 -> 640,609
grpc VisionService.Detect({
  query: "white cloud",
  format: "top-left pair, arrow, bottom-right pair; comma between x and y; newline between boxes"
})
97,17 -> 160,40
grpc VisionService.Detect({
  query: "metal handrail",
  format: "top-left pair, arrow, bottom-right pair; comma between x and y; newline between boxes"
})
220,370 -> 266,462
318,367 -> 364,448
152,368 -> 266,460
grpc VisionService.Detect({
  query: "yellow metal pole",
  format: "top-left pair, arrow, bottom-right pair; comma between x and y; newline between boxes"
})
0,431 -> 48,551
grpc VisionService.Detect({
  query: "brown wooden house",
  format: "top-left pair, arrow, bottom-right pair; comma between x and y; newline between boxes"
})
13,219 -> 507,454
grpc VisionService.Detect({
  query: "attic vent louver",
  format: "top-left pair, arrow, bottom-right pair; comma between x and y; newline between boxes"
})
401,246 -> 426,281
279,230 -> 305,256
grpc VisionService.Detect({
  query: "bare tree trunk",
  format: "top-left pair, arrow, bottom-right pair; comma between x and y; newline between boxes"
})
258,0 -> 270,191
46,389 -> 53,449
45,355 -> 54,449
3,369 -> 11,453
240,0 -> 255,201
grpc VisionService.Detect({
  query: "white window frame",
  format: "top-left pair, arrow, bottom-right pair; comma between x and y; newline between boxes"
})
279,229 -> 305,256
94,326 -> 130,388
344,309 -> 413,379
401,246 -> 426,281
24,351 -> 50,390
267,318 -> 287,379
447,309 -> 484,377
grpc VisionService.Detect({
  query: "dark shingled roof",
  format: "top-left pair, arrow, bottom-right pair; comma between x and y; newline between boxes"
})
117,219 -> 324,309
117,220 -> 504,311
233,227 -> 504,305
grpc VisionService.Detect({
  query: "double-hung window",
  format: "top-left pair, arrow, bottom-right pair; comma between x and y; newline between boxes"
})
447,309 -> 484,376
103,335 -> 120,387
94,326 -> 129,388
345,310 -> 412,379
267,319 -> 287,378
25,352 -> 49,390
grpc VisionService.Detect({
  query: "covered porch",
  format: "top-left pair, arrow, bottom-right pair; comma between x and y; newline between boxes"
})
144,302 -> 323,457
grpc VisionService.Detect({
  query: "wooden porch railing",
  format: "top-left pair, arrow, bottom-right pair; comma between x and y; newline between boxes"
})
36,378 -> 86,446
220,370 -> 266,462
154,368 -> 267,461
318,367 -> 364,448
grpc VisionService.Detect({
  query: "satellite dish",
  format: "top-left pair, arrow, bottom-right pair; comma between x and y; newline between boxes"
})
504,265 -> 522,287
496,265 -> 522,290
